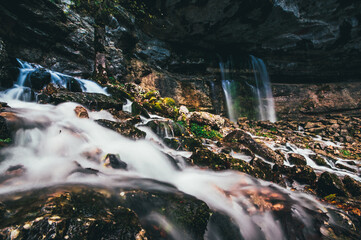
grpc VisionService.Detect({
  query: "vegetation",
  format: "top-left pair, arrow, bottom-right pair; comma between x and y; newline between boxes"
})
0,138 -> 11,143
190,123 -> 222,140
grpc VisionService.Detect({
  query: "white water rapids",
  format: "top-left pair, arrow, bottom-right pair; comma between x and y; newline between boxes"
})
0,61 -> 351,239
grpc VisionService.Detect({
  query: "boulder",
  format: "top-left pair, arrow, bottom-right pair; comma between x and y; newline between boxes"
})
74,106 -> 89,118
224,130 -> 284,165
342,175 -> 361,197
95,119 -> 146,140
188,111 -> 227,130
29,68 -> 51,90
38,92 -> 123,111
102,153 -> 127,169
287,153 -> 307,166
309,154 -> 329,167
316,172 -> 350,197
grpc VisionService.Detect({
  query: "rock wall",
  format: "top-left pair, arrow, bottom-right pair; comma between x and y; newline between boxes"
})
273,82 -> 361,120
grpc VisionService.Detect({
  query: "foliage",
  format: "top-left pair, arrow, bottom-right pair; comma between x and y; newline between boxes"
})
324,194 -> 336,201
190,123 -> 222,140
0,138 -> 11,143
340,149 -> 351,157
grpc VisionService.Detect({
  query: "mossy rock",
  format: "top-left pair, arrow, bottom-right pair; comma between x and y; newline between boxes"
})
144,90 -> 160,100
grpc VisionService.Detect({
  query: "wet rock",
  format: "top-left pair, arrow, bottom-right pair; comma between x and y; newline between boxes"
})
250,158 -> 285,185
316,172 -> 350,198
38,91 -> 123,111
287,153 -> 307,166
95,119 -> 146,140
146,119 -> 187,139
309,154 -> 329,167
118,189 -> 210,239
28,68 -> 51,90
74,106 -> 89,119
291,165 -> 317,185
0,116 -> 11,140
342,175 -> 361,197
131,101 -> 150,118
0,187 -> 144,240
65,76 -> 82,92
224,130 -> 284,165
190,148 -> 230,170
274,165 -> 316,186
102,154 -> 127,170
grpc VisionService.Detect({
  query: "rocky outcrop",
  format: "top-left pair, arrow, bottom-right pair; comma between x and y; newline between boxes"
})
273,82 -> 361,120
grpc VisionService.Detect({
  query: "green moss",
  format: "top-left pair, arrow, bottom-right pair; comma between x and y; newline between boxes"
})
163,97 -> 176,107
144,90 -> 159,100
0,138 -> 11,143
190,123 -> 222,140
340,149 -> 351,157
324,194 -> 336,201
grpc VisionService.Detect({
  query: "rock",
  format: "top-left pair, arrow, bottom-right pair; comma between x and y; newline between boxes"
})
95,119 -> 146,140
309,154 -> 329,167
28,68 -> 51,90
190,148 -> 230,170
224,130 -> 284,165
65,76 -> 83,92
250,158 -> 285,185
188,111 -> 227,130
179,105 -> 189,116
316,172 -> 350,197
74,106 -> 89,118
38,91 -> 123,111
287,153 -> 307,166
0,187 -> 144,240
342,175 -> 361,197
0,116 -> 11,140
131,101 -> 150,118
102,153 -> 127,169
273,165 -> 316,186
291,165 -> 317,185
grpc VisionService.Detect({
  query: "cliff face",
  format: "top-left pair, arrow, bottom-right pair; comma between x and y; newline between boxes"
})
145,0 -> 361,83
0,0 -> 360,119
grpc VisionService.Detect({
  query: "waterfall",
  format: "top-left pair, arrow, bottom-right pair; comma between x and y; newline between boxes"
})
0,99 -> 329,239
3,59 -> 108,101
220,56 -> 277,122
219,60 -> 237,122
250,56 -> 277,122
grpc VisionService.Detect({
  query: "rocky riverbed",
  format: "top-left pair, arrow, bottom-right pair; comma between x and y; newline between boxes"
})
0,72 -> 360,239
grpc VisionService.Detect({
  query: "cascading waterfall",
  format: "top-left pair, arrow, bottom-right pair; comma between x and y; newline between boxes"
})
2,59 -> 107,101
220,56 -> 277,122
0,60 -> 357,239
250,55 -> 277,122
219,60 -> 237,122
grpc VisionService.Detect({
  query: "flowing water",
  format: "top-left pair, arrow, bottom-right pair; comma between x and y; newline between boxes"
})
0,61 -> 356,239
2,59 -> 107,102
220,56 -> 276,123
